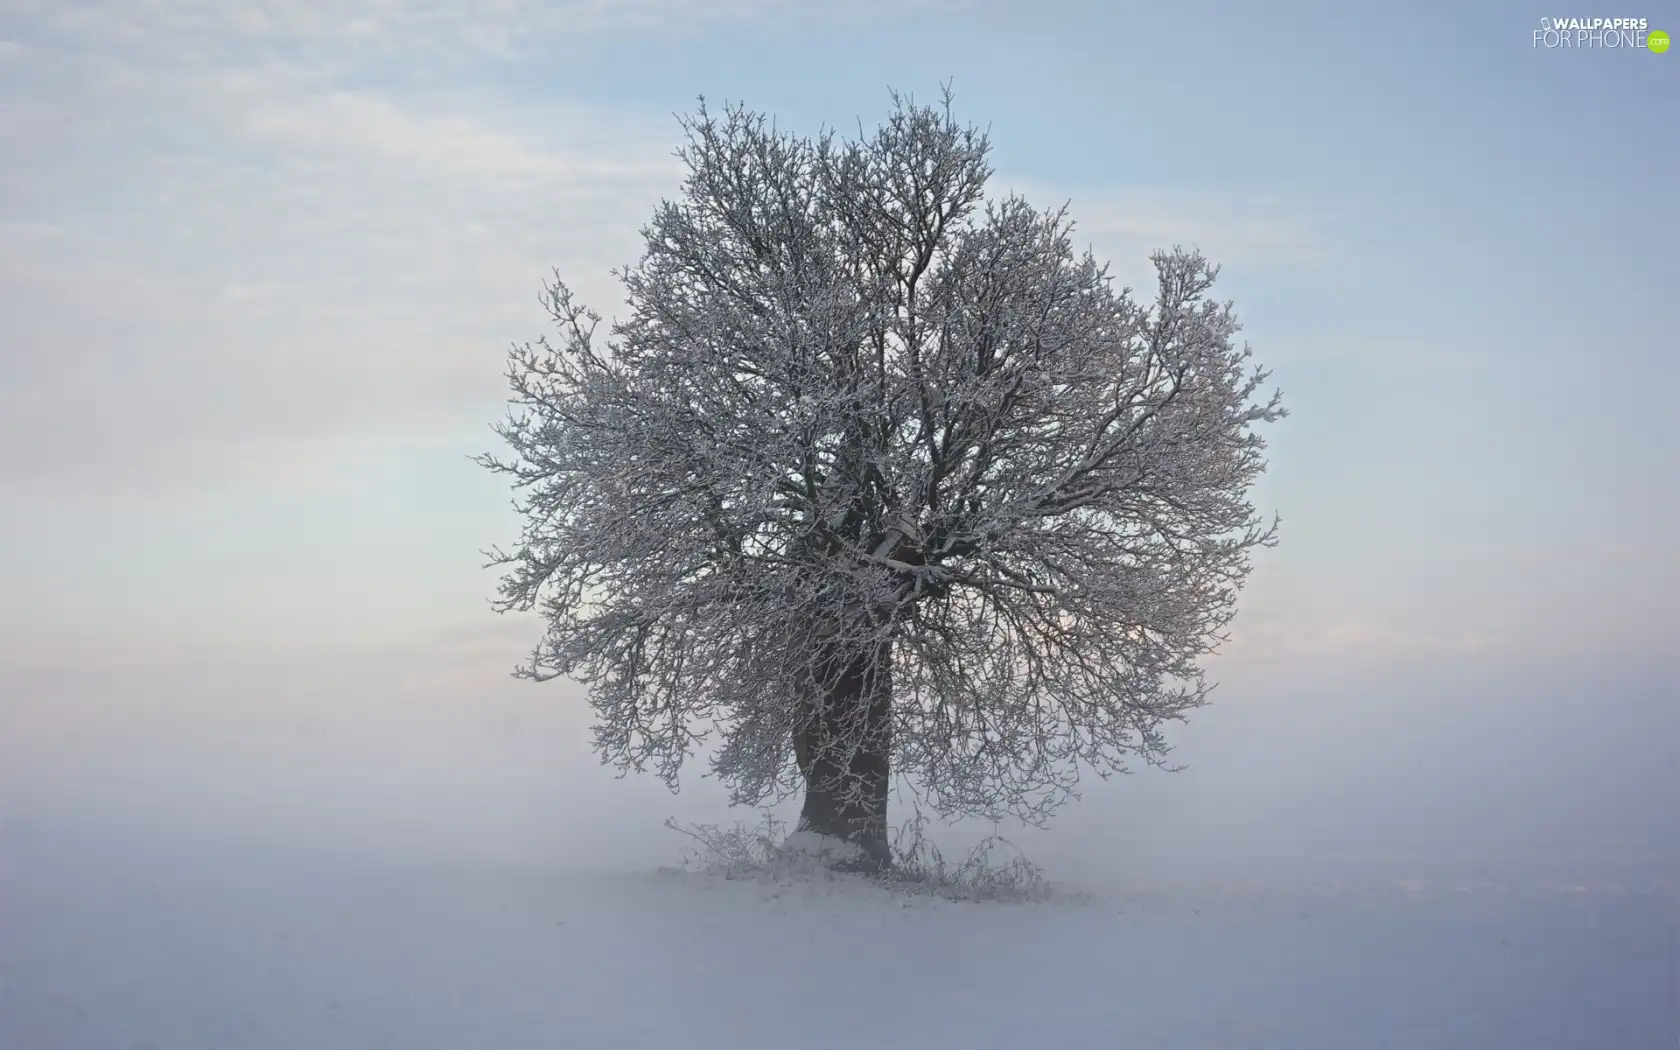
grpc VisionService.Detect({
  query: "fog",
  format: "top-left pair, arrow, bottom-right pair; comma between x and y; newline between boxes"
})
5,627 -> 1673,890
5,623 -> 1677,1049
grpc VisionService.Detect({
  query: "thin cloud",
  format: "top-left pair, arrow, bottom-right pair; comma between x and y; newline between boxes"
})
0,49 -> 679,496
10,0 -> 975,498
6,0 -> 945,69
1,1 -> 1270,500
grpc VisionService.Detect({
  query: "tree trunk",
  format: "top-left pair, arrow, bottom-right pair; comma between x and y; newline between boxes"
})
792,638 -> 892,873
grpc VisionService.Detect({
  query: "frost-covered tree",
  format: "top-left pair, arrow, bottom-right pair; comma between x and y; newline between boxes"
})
480,92 -> 1284,873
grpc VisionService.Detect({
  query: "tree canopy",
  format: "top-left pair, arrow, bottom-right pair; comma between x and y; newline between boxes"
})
480,91 -> 1284,870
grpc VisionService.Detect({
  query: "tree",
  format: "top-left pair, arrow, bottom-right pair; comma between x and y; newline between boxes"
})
479,91 -> 1284,873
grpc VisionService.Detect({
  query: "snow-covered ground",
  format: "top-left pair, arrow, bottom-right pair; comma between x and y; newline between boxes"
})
3,822 -> 1675,1050
3,649 -> 1676,1048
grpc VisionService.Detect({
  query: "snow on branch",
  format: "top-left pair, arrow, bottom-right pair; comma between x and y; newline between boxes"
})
480,89 -> 1285,826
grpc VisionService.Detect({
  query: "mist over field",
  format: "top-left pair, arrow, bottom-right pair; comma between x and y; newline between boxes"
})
4,627 -> 1675,886
4,632 -> 1676,1049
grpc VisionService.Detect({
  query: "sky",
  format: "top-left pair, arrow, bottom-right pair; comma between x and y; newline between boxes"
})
1,0 -> 1675,881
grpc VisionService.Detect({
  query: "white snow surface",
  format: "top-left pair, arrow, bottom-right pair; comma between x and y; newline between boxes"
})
3,654 -> 1676,1048
2,828 -> 1675,1050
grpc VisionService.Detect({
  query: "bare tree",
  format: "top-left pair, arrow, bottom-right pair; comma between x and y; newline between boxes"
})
479,91 -> 1284,873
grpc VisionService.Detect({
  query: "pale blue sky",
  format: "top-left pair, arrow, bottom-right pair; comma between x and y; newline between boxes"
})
1,1 -> 1674,873
3,0 -> 1672,658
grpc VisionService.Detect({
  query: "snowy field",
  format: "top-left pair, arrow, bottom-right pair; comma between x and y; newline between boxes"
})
3,828 -> 1675,1050
3,650 -> 1676,1049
